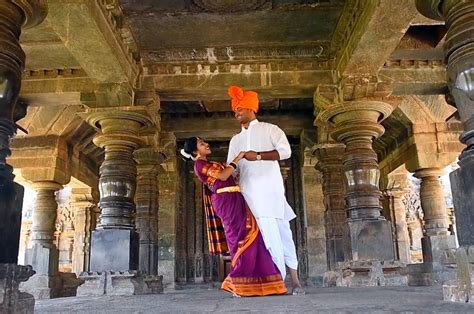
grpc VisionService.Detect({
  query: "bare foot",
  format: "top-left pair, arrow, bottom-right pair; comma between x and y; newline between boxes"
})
291,286 -> 306,296
232,292 -> 241,298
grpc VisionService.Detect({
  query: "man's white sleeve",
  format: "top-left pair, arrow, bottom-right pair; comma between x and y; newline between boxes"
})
227,136 -> 237,164
270,124 -> 291,160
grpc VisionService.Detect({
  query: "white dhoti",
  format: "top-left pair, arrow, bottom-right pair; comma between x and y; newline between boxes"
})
256,217 -> 298,279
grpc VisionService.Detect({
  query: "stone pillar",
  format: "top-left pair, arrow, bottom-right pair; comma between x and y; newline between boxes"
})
414,168 -> 456,273
78,109 -> 162,296
86,110 -> 150,272
133,147 -> 163,276
417,1 -> 474,300
71,188 -> 96,275
313,143 -> 347,270
318,101 -> 395,262
23,181 -> 63,299
383,186 -> 411,264
0,1 -> 47,311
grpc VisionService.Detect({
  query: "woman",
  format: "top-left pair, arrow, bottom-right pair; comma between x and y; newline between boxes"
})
180,137 -> 287,297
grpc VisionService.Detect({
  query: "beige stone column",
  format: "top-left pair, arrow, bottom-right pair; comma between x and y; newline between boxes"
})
313,143 -> 347,270
134,147 -> 163,276
71,188 -> 96,275
383,185 -> 411,264
318,100 -> 395,261
414,168 -> 450,236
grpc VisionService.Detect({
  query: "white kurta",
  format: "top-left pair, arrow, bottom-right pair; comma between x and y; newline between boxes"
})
227,119 -> 296,221
227,119 -> 298,277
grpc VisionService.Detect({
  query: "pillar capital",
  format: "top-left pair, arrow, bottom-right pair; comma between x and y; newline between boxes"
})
11,0 -> 48,28
312,143 -> 345,171
317,100 -> 394,143
134,147 -> 165,170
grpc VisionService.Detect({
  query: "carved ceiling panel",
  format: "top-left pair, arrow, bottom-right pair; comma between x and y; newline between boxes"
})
191,0 -> 271,13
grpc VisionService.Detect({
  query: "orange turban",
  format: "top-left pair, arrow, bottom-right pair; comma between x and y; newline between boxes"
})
227,86 -> 259,113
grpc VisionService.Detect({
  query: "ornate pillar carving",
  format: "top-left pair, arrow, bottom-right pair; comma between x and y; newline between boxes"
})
85,109 -> 151,272
383,181 -> 411,264
313,143 -> 347,270
133,147 -> 163,276
0,0 -> 47,310
318,100 -> 395,262
71,188 -> 96,275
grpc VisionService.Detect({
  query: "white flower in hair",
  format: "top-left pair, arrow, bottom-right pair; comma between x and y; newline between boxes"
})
180,149 -> 198,161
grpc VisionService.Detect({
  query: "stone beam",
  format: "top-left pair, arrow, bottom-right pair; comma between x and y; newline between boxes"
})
143,62 -> 335,101
341,0 -> 419,76
379,64 -> 447,95
162,111 -> 314,140
45,0 -> 139,84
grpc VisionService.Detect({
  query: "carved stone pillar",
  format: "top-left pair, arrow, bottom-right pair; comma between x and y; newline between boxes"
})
413,168 -> 457,275
414,169 -> 450,236
416,0 -> 474,248
0,1 -> 47,311
71,188 -> 96,275
22,181 -> 63,299
313,143 -> 347,270
86,110 -> 151,272
134,147 -> 163,276
383,187 -> 411,264
318,101 -> 395,262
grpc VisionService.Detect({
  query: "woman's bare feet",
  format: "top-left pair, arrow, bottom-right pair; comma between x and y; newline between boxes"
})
232,292 -> 241,298
291,285 -> 306,296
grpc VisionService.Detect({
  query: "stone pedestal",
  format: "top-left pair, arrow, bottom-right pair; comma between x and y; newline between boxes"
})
90,229 -> 139,272
442,246 -> 474,303
0,265 -> 35,314
77,271 -> 163,296
323,260 -> 408,287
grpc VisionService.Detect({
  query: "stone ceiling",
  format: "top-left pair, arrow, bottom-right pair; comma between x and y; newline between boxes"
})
10,0 -> 460,174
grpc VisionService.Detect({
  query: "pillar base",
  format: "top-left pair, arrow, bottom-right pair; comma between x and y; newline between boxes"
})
345,219 -> 395,261
90,229 -> 139,272
0,264 -> 35,314
443,246 -> 474,303
450,158 -> 474,247
77,271 -> 163,296
323,260 -> 408,287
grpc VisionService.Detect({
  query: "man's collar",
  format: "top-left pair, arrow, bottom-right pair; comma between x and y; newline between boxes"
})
242,119 -> 259,130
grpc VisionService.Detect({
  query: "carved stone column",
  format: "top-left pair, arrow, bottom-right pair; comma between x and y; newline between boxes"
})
86,110 -> 150,272
417,2 -> 474,300
318,101 -> 395,262
416,0 -> 474,248
0,1 -> 48,310
313,143 -> 347,270
133,147 -> 163,276
71,188 -> 96,275
413,168 -> 456,276
22,181 -> 63,299
414,169 -> 450,236
383,186 -> 411,264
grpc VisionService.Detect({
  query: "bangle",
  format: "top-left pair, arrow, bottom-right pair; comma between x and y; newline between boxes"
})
228,162 -> 237,170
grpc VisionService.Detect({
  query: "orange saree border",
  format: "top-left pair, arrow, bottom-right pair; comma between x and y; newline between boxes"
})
222,274 -> 287,296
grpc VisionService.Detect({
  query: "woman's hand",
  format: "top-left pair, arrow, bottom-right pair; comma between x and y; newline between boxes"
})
233,151 -> 246,163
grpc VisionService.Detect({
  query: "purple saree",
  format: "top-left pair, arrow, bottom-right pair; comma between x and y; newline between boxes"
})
194,159 -> 287,296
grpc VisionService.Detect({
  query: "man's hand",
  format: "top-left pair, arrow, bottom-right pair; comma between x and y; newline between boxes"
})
244,151 -> 258,161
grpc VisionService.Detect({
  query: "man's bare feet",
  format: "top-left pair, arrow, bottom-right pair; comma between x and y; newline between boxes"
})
291,285 -> 306,296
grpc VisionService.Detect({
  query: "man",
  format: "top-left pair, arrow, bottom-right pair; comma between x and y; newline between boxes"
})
226,85 -> 305,295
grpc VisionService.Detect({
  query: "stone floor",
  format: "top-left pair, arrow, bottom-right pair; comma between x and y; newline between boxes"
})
35,285 -> 474,313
